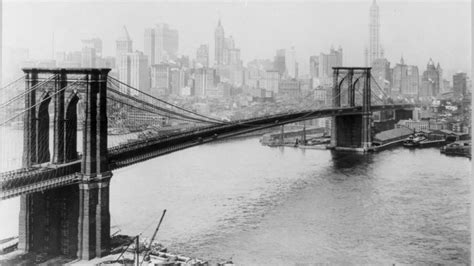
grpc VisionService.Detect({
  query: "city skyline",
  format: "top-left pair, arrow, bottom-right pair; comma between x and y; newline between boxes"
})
0,1 -> 471,264
2,0 -> 470,78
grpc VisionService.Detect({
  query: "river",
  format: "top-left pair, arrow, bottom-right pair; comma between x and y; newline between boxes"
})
0,136 -> 471,264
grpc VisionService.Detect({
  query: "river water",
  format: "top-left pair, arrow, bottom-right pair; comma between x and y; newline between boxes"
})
0,136 -> 471,264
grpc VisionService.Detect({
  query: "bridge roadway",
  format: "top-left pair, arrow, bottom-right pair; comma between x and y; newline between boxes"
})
0,104 -> 413,199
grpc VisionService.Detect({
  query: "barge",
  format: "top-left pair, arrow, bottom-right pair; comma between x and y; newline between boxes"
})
441,141 -> 471,158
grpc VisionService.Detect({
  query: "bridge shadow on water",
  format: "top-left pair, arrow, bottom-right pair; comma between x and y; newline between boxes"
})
329,150 -> 375,170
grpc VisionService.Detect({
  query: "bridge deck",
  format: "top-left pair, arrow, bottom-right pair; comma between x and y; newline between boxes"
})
0,104 -> 414,199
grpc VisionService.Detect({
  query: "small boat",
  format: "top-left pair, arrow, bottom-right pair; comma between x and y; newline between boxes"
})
218,258 -> 235,266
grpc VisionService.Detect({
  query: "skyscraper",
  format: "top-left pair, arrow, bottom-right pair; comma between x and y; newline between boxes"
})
273,49 -> 286,76
116,26 -> 133,62
151,63 -> 171,96
391,57 -> 408,96
286,47 -> 297,79
154,23 -> 179,63
309,56 -> 319,78
144,28 -> 155,66
453,72 -> 467,99
118,54 -> 131,92
82,38 -> 102,58
214,19 -> 225,66
81,47 -> 96,68
371,58 -> 391,95
194,68 -> 217,97
228,49 -> 241,66
129,51 -> 150,94
391,57 -> 419,97
196,44 -> 209,67
223,36 -> 235,65
420,58 -> 441,98
170,68 -> 187,96
263,70 -> 280,94
118,51 -> 150,95
116,26 -> 133,91
366,0 -> 382,66
319,46 -> 343,83
436,63 -> 444,92
406,65 -> 419,96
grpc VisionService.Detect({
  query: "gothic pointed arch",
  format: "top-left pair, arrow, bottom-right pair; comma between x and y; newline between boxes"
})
65,93 -> 81,161
36,92 -> 52,164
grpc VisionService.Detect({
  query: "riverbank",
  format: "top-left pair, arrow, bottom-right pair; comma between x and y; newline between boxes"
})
0,235 -> 211,265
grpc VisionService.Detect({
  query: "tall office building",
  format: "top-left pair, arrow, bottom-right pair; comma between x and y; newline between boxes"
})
170,68 -> 187,96
56,51 -> 81,68
196,44 -> 209,67
214,19 -> 225,66
286,47 -> 297,78
82,38 -> 102,57
436,63 -> 444,93
151,63 -> 171,96
228,49 -> 241,66
223,36 -> 235,65
81,47 -> 96,68
116,26 -> 133,62
144,28 -> 155,66
118,51 -> 149,95
366,0 -> 382,66
116,26 -> 133,92
225,36 -> 235,50
309,56 -> 319,78
263,70 -> 280,94
81,38 -> 102,68
154,23 -> 179,63
319,46 -> 343,83
195,68 -> 217,97
118,54 -> 131,92
420,58 -> 441,97
129,51 -> 150,94
274,49 -> 286,76
391,57 -> 407,96
406,65 -> 419,96
371,58 -> 391,95
453,72 -> 467,99
391,57 -> 419,97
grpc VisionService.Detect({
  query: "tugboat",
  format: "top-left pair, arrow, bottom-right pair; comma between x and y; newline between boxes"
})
403,132 -> 426,148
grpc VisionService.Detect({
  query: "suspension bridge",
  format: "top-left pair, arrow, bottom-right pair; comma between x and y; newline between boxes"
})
0,67 -> 415,260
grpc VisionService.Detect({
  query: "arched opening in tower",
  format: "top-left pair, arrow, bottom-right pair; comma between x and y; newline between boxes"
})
36,93 -> 52,164
65,94 -> 80,162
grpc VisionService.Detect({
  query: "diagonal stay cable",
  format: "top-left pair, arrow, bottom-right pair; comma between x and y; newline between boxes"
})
108,77 -> 226,124
107,87 -> 221,125
0,77 -> 85,126
107,87 -> 223,125
108,78 -> 224,124
370,75 -> 391,101
107,80 -> 220,124
0,74 -> 58,109
229,84 -> 347,129
107,96 -> 213,125
0,75 -> 25,93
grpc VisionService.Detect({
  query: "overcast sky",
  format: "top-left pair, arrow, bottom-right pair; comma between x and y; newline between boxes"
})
2,0 -> 471,78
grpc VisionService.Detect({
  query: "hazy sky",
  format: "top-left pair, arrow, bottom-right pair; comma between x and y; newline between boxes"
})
2,0 -> 471,78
